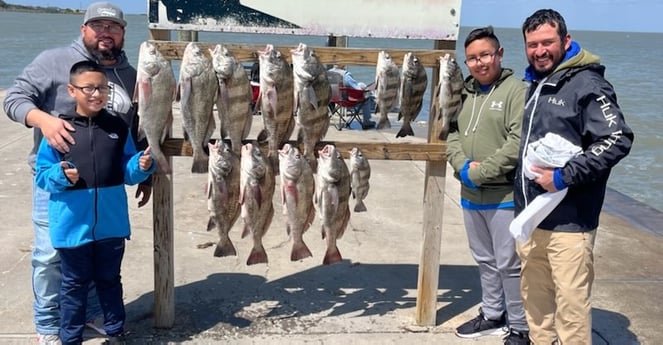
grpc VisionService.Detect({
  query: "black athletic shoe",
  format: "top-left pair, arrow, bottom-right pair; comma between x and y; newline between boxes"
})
503,329 -> 531,345
361,120 -> 376,130
455,308 -> 507,338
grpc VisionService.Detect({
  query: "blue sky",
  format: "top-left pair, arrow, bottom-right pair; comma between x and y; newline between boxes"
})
11,0 -> 663,33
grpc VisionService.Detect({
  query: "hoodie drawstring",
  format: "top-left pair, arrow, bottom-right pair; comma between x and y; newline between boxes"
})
520,77 -> 548,206
464,85 -> 496,136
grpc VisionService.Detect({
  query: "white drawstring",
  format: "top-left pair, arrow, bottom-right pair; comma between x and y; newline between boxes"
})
520,78 -> 548,206
464,85 -> 496,136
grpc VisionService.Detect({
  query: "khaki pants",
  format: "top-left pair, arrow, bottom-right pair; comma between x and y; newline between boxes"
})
517,229 -> 596,345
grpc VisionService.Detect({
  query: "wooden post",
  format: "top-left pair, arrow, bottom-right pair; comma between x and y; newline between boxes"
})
152,172 -> 175,328
177,30 -> 198,42
415,39 -> 450,326
148,26 -> 176,329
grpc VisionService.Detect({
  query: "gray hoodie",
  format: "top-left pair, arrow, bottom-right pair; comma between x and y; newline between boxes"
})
3,37 -> 137,169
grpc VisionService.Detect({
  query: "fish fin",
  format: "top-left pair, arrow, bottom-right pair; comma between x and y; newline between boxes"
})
213,239 -> 237,257
246,244 -> 268,265
161,110 -> 174,143
206,217 -> 215,231
241,224 -> 250,239
252,183 -> 262,208
267,86 -> 278,115
306,85 -> 318,110
257,129 -> 269,143
280,184 -> 287,212
206,179 -> 213,200
308,158 -> 318,175
377,117 -> 391,129
354,200 -> 367,212
175,80 -> 182,102
304,201 -> 316,231
338,207 -> 350,240
396,121 -> 414,138
323,245 -> 342,265
431,83 -> 441,120
239,185 -> 245,205
291,241 -> 313,261
191,156 -> 208,173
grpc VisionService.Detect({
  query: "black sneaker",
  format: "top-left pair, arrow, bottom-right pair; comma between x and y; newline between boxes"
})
455,308 -> 507,338
103,333 -> 126,345
503,329 -> 530,345
361,120 -> 376,130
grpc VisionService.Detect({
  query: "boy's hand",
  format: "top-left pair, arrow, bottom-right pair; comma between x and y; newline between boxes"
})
139,147 -> 154,171
60,161 -> 79,184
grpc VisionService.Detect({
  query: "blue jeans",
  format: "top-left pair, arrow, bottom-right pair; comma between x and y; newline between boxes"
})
31,185 -> 102,335
356,96 -> 375,123
59,238 -> 126,344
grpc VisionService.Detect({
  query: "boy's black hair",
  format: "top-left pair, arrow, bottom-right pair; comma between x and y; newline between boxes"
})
464,26 -> 501,49
522,9 -> 568,40
69,60 -> 105,83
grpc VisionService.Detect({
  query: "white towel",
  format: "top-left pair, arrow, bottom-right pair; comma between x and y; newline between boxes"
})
511,133 -> 582,242
510,189 -> 568,242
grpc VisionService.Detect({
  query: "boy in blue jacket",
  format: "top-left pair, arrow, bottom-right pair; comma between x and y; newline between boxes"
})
35,60 -> 155,344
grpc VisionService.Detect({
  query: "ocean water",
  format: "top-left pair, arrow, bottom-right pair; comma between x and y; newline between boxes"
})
1,12 -> 661,212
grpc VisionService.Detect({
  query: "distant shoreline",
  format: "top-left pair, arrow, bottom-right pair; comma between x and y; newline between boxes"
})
0,1 -> 82,14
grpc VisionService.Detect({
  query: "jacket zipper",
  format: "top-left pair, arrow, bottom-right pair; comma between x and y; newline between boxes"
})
90,117 -> 98,240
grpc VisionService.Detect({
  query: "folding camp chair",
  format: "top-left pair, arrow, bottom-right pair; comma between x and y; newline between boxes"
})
328,86 -> 369,130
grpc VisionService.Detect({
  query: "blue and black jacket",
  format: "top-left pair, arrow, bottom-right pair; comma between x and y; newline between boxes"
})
35,108 -> 155,249
514,42 -> 634,232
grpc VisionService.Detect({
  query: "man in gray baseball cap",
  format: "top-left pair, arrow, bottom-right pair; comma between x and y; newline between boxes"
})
4,1 -> 148,343
83,1 -> 127,27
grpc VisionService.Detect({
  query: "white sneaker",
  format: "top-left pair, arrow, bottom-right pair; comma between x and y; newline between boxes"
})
85,317 -> 107,335
37,334 -> 61,345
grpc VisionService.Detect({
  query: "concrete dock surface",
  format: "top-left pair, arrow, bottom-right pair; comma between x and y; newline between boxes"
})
0,89 -> 661,344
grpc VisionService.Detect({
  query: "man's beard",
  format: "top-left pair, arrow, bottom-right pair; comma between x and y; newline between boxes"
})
85,40 -> 123,62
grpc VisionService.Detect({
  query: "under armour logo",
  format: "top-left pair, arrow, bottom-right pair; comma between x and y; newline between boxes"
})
490,101 -> 503,110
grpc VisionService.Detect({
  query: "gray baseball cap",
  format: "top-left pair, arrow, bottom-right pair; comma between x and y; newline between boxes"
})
83,2 -> 127,27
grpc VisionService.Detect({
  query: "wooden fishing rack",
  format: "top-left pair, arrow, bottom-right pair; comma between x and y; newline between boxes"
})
146,0 -> 461,329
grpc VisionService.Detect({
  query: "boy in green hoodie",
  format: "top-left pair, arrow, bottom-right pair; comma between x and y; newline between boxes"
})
446,26 -> 529,345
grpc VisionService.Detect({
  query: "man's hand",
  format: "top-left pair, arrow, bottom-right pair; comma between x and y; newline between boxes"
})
135,184 -> 152,208
32,110 -> 75,153
530,166 -> 557,192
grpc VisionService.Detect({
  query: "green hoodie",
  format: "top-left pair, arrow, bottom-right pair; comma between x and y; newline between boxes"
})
446,68 -> 527,207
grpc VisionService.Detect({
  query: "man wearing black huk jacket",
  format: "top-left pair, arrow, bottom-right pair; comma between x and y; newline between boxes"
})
514,9 -> 634,345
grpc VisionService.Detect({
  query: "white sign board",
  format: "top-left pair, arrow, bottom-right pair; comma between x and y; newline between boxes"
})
148,0 -> 462,40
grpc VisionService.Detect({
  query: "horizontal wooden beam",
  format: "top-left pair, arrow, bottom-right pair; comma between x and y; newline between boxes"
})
162,138 -> 446,161
151,41 -> 455,68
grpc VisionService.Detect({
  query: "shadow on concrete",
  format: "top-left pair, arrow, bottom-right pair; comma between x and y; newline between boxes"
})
592,308 -> 640,344
122,263 -> 480,342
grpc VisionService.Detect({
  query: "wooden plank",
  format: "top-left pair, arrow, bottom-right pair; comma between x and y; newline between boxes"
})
148,29 -> 170,41
415,39 -> 449,326
152,171 -> 175,328
161,139 -> 446,162
150,41 -> 455,67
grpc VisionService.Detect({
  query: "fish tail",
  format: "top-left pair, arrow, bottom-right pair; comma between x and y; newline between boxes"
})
308,155 -> 318,174
354,200 -> 367,213
191,152 -> 209,173
246,245 -> 268,265
213,239 -> 237,257
323,245 -> 342,265
155,153 -> 172,175
396,122 -> 414,138
377,116 -> 391,129
290,241 -> 313,261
